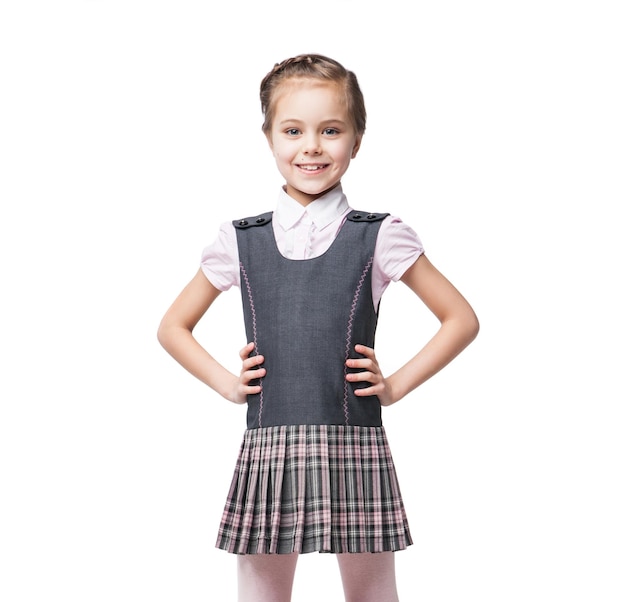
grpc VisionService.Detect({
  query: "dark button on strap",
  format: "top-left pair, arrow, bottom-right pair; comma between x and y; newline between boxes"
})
366,213 -> 377,220
256,217 -> 266,224
238,219 -> 249,226
353,213 -> 362,220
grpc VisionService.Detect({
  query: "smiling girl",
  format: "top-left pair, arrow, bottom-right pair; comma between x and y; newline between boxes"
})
158,54 -> 479,601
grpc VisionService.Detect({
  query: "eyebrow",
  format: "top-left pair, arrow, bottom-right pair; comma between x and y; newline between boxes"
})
277,118 -> 348,127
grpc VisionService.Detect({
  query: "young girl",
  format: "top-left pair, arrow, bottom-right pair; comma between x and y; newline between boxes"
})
158,54 -> 479,602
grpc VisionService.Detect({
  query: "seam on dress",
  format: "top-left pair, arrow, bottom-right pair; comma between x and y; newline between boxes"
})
343,257 -> 374,425
240,262 -> 264,427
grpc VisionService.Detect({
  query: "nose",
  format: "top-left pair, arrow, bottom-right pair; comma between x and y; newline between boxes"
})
302,133 -> 322,155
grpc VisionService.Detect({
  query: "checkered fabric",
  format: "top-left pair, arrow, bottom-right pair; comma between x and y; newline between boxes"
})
216,424 -> 413,554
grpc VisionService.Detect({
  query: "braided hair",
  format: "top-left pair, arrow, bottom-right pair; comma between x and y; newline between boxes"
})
259,54 -> 366,136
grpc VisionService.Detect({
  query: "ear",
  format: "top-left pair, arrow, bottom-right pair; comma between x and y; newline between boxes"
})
351,134 -> 363,159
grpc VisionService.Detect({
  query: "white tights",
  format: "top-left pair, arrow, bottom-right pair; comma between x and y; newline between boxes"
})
237,551 -> 399,602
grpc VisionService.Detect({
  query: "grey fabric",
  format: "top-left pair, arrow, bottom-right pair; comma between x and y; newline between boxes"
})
234,210 -> 388,429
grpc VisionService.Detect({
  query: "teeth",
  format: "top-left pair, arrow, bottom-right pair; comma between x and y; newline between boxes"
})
300,165 -> 324,171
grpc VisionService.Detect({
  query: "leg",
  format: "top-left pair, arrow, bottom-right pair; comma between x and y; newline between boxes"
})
336,551 -> 399,602
237,552 -> 299,602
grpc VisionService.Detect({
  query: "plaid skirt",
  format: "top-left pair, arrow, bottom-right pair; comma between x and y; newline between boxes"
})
216,424 -> 413,555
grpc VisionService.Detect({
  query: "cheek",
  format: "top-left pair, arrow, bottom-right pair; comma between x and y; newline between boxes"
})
330,139 -> 355,158
274,146 -> 296,162
340,144 -> 357,162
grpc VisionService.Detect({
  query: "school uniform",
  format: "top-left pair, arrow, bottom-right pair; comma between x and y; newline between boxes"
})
201,185 -> 423,554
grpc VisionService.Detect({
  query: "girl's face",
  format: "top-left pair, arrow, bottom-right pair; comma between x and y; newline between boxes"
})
266,79 -> 362,207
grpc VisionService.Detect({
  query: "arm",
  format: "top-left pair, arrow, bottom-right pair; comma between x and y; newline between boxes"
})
346,254 -> 479,405
157,268 -> 265,404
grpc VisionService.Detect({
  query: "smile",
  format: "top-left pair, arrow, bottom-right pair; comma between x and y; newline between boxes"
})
297,164 -> 328,171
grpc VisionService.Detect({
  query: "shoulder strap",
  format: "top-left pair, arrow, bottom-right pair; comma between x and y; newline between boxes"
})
233,212 -> 273,229
345,210 -> 389,223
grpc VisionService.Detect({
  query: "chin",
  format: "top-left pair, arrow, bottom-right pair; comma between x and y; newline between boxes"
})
297,181 -> 337,196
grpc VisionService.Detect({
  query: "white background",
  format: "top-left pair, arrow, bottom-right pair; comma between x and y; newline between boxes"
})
1,1 -> 625,600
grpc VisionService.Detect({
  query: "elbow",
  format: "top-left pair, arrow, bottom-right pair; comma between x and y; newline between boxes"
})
157,320 -> 170,350
471,316 -> 480,341
157,319 -> 191,354
466,310 -> 480,344
450,305 -> 479,348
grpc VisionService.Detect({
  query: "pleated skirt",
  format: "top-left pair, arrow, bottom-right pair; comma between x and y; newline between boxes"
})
215,424 -> 413,555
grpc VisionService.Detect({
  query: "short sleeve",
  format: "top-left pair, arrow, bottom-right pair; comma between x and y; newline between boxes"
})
371,216 -> 424,305
200,221 -> 240,291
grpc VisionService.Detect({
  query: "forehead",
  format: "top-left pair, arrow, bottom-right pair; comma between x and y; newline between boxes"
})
272,78 -> 347,115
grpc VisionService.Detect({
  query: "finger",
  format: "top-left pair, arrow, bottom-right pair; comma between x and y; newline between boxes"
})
345,357 -> 376,372
353,384 -> 378,396
346,370 -> 378,384
241,353 -> 264,372
239,342 -> 256,360
241,367 -> 266,384
240,383 -> 262,395
354,344 -> 374,357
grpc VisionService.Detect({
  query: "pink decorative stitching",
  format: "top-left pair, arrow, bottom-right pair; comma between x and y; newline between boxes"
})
240,262 -> 264,427
343,257 -> 374,425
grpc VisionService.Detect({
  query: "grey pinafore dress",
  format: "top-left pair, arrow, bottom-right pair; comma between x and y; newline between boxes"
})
216,210 -> 413,555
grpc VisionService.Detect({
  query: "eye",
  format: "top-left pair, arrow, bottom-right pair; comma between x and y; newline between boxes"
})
323,127 -> 339,136
285,128 -> 300,136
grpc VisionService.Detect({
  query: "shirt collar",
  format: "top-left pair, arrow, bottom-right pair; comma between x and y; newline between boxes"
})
275,185 -> 349,231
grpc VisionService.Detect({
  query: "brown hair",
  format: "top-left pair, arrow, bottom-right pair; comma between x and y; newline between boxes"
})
260,54 -> 366,136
